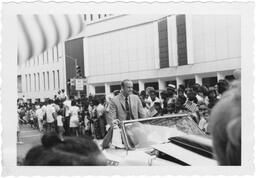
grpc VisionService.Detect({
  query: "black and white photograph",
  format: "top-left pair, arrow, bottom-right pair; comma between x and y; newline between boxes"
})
1,0 -> 254,176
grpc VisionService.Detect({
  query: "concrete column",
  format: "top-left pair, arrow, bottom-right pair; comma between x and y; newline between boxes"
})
185,15 -> 194,65
195,75 -> 202,85
158,79 -> 165,91
60,43 -> 66,93
105,83 -> 110,96
176,76 -> 183,87
158,79 -> 165,99
83,37 -> 89,77
167,15 -> 178,66
138,80 -> 145,92
217,72 -> 225,81
88,84 -> 95,96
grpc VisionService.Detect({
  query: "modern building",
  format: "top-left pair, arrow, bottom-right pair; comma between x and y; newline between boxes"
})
17,14 -> 112,102
83,14 -> 241,96
18,14 -> 241,101
17,43 -> 66,103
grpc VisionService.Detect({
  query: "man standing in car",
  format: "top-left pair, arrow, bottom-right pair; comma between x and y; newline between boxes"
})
108,79 -> 146,124
103,79 -> 146,149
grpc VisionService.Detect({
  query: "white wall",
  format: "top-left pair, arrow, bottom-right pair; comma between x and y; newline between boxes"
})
192,15 -> 241,63
18,43 -> 66,101
87,22 -> 158,77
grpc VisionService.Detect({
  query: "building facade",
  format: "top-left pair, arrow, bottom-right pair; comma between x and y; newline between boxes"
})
17,14 -> 112,102
17,43 -> 66,102
18,14 -> 241,101
84,14 -> 241,96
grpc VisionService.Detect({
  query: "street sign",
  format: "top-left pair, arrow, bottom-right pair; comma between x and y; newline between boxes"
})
75,79 -> 84,90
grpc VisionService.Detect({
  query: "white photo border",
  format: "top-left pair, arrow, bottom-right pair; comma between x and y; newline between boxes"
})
1,1 -> 254,176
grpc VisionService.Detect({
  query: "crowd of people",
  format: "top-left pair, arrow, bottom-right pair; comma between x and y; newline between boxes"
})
17,90 -> 109,141
17,79 -> 226,141
18,70 -> 241,166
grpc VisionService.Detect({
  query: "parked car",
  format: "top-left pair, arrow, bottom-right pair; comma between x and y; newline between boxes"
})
102,114 -> 217,166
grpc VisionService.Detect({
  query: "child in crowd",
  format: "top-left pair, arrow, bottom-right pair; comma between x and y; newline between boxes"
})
56,110 -> 65,141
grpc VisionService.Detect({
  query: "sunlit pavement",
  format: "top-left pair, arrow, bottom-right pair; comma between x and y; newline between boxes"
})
17,125 -> 43,162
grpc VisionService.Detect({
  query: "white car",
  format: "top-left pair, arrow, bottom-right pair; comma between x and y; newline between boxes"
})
102,114 -> 217,166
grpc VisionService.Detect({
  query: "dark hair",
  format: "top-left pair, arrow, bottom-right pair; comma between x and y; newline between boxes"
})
191,84 -> 201,93
178,84 -> 185,92
175,95 -> 186,112
217,79 -> 229,94
48,99 -> 53,105
140,90 -> 146,97
209,81 -> 241,165
141,100 -> 146,108
71,100 -> 76,106
24,133 -> 107,166
198,85 -> 209,96
187,92 -> 198,104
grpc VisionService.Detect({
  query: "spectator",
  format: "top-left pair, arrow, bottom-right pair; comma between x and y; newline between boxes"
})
141,100 -> 151,118
217,79 -> 229,99
197,85 -> 209,106
208,87 -> 219,109
160,90 -> 168,114
96,97 -> 106,139
35,103 -> 45,132
69,100 -> 80,136
56,109 -> 65,141
63,97 -> 71,136
145,87 -> 161,116
166,84 -> 177,114
198,104 -> 210,133
45,100 -> 56,133
175,94 -> 186,113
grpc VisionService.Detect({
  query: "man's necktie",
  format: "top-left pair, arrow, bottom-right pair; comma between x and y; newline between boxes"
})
125,96 -> 130,120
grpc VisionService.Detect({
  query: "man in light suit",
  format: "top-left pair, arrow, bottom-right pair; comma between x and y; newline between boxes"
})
102,79 -> 146,149
108,79 -> 146,124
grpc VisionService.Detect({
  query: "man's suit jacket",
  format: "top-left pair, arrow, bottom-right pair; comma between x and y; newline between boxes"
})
108,94 -> 146,122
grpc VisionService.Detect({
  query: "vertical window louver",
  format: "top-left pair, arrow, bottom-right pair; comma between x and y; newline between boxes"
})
176,15 -> 188,66
158,18 -> 169,68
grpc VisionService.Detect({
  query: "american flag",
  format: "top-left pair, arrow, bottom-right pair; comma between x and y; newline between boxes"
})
184,100 -> 198,113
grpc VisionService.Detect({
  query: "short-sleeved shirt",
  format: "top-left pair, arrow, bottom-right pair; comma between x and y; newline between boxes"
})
36,108 -> 44,120
96,104 -> 105,118
45,104 -> 55,123
56,115 -> 63,127
69,106 -> 79,128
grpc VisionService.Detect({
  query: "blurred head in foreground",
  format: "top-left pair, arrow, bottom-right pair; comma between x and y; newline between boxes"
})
209,81 -> 241,165
24,133 -> 107,165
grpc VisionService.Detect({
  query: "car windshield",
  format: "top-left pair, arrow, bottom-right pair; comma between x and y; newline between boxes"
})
122,114 -> 206,149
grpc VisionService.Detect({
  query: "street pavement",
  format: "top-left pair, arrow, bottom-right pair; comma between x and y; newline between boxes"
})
17,124 -> 43,163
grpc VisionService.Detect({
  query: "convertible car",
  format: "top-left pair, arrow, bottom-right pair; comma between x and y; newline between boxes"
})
101,114 -> 217,166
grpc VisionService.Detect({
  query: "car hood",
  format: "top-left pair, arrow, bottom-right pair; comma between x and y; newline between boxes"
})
102,146 -> 178,166
103,141 -> 217,166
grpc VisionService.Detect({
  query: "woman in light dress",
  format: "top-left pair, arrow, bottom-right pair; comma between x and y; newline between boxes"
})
69,100 -> 80,136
